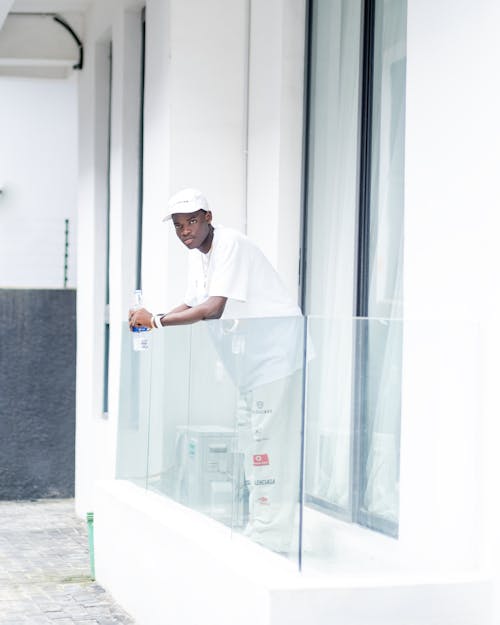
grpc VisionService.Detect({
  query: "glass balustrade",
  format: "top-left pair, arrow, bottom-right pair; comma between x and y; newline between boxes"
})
301,317 -> 481,576
117,317 -> 481,575
117,316 -> 306,564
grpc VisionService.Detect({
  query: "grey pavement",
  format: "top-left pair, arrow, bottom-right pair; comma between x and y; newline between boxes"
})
0,499 -> 135,625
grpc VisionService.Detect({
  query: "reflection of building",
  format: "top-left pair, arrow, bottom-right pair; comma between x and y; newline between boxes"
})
3,0 -> 500,623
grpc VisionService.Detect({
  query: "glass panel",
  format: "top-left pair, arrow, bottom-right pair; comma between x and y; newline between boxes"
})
102,41 -> 112,415
207,317 -> 305,557
304,317 -> 402,536
117,317 -> 482,576
145,323 -> 192,499
304,317 -> 355,519
359,0 -> 407,533
117,317 -> 305,565
304,0 -> 407,538
305,0 -> 363,520
369,0 -> 407,313
116,322 -> 152,487
302,0 -> 363,525
304,0 -> 362,319
162,322 -> 239,524
302,318 -> 481,575
356,319 -> 402,535
136,9 -> 146,290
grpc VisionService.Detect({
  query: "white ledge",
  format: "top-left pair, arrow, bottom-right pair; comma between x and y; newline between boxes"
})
92,480 -> 492,625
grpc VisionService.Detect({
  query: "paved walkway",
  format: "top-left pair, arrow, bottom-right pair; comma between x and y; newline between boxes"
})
0,499 -> 135,625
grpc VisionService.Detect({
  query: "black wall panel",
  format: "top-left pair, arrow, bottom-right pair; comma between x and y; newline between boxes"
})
0,289 -> 76,500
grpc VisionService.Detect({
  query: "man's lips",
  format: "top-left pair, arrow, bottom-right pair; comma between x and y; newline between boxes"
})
183,238 -> 194,246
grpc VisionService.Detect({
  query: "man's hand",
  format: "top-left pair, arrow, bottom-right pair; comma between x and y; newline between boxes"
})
128,307 -> 153,330
128,296 -> 227,330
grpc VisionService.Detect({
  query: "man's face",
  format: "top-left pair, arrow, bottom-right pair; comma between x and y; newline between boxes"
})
172,210 -> 212,251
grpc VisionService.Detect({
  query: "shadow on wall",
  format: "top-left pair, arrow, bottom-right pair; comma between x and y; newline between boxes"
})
0,289 -> 76,500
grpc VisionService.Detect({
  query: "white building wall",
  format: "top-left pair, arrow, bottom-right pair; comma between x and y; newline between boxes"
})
0,75 -> 77,288
403,0 -> 500,620
299,0 -> 500,611
76,0 -> 500,623
75,0 -> 144,517
246,0 -> 305,299
140,0 -> 249,314
75,0 -> 304,515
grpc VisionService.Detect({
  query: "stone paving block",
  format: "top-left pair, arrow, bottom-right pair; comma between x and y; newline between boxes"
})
0,500 -> 136,625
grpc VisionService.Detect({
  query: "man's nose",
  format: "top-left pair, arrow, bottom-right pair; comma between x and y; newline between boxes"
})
181,224 -> 191,236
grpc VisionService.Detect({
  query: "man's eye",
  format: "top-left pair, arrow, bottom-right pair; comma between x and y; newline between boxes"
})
189,219 -> 198,224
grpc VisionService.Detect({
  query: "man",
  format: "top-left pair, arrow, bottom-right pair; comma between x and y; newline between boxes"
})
129,188 -> 304,554
129,188 -> 300,326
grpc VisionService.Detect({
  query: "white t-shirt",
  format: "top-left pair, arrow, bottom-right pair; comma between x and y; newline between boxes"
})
182,226 -> 303,390
183,226 -> 301,318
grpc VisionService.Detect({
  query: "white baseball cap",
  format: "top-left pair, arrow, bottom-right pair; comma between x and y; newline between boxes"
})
162,188 -> 210,222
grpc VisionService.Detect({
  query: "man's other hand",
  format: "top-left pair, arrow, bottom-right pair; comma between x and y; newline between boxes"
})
128,307 -> 152,330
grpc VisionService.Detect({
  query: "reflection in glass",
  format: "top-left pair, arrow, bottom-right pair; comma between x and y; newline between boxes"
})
116,323 -> 152,488
117,317 -> 305,560
116,318 -> 482,575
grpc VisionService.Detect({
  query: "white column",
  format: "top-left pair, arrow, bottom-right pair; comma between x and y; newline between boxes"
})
141,0 -> 249,311
246,0 -> 306,302
401,0 -> 500,610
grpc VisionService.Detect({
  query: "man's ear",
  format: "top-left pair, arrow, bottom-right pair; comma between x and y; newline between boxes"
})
205,211 -> 213,224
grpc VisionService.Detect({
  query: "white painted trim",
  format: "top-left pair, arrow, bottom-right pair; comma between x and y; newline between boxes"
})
94,480 -> 492,625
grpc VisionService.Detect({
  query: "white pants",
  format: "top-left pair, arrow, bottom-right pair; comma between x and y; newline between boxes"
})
237,369 -> 303,553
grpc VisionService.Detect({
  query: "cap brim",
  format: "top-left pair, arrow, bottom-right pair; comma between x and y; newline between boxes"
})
162,213 -> 173,222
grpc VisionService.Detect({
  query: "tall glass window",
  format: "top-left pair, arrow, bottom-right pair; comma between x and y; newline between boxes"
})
136,7 -> 146,290
303,0 -> 363,521
356,0 -> 407,536
303,0 -> 407,536
95,39 -> 113,418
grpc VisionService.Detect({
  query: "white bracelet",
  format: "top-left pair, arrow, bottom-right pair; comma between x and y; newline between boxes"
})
153,314 -> 164,329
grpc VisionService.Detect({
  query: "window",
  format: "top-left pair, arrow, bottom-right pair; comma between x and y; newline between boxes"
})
94,39 -> 112,416
302,0 -> 407,537
136,7 -> 146,290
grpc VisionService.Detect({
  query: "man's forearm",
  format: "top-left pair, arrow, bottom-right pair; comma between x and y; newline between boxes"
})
129,297 -> 227,329
159,297 -> 226,326
166,303 -> 191,315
